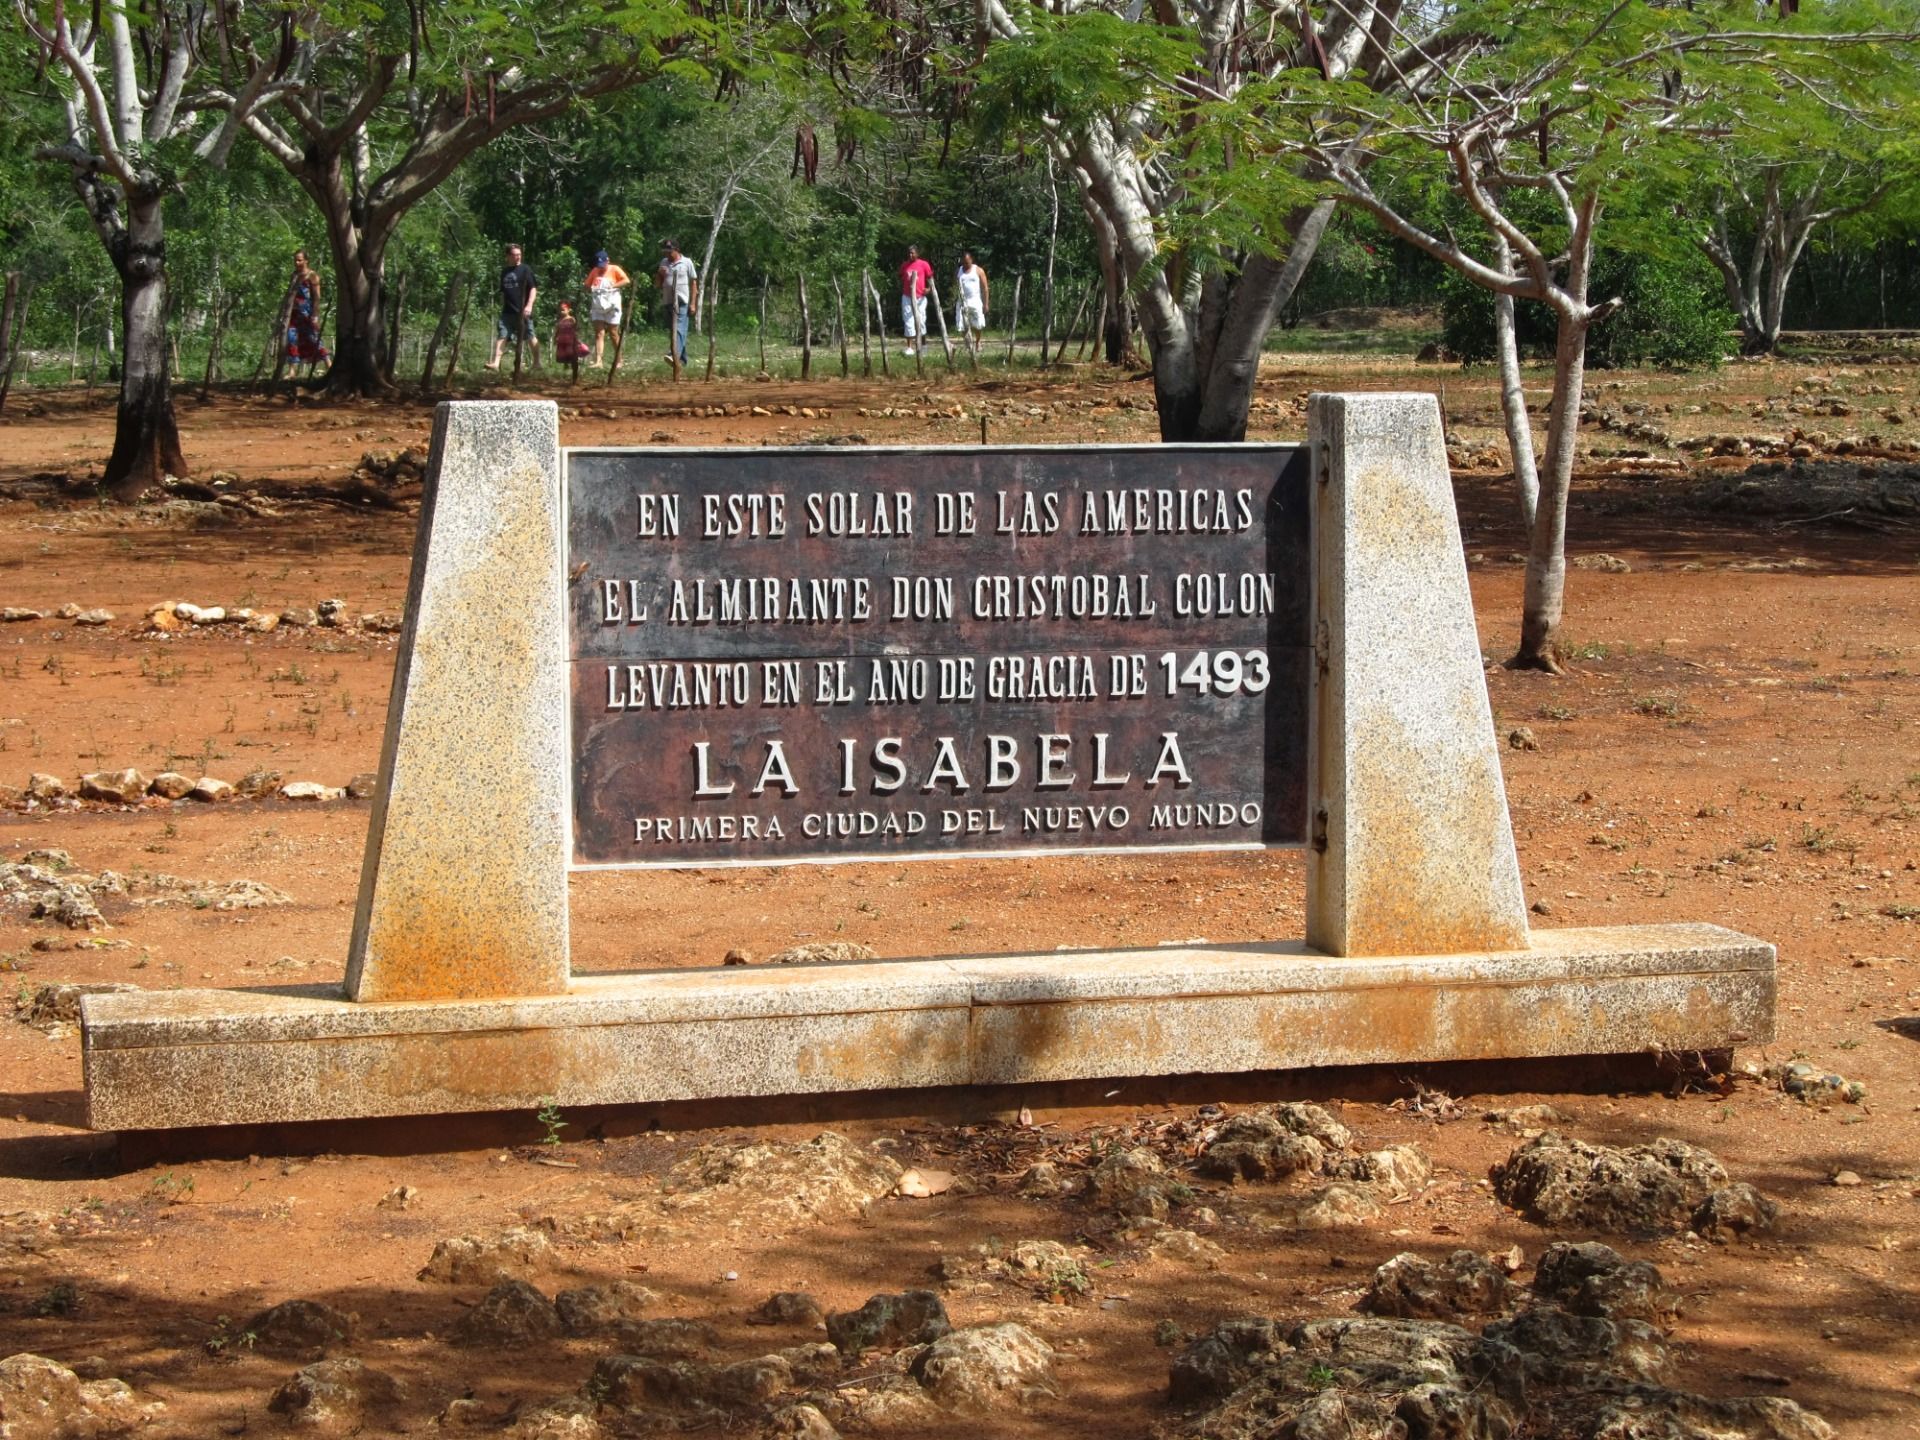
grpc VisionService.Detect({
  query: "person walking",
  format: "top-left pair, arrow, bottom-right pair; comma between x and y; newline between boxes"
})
485,243 -> 539,370
898,244 -> 933,356
584,249 -> 630,366
954,251 -> 990,354
657,239 -> 699,369
284,250 -> 329,371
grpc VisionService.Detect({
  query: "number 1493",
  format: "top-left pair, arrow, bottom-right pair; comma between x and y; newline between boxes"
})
1159,649 -> 1270,696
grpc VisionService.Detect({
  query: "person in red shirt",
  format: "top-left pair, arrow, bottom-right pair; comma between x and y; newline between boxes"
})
898,245 -> 933,356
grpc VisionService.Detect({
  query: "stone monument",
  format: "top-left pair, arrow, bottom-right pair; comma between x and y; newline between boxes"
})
80,394 -> 1774,1128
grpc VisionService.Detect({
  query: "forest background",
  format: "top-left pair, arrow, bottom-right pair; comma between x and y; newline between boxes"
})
4,0 -> 1920,667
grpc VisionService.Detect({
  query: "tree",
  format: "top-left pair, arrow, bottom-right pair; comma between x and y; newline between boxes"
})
1697,157 -> 1910,355
213,0 -> 718,395
972,1 -> 1417,441
1204,0 -> 1920,668
13,0 -> 282,497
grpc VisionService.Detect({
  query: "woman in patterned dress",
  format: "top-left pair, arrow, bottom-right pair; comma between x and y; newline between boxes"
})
285,251 -> 329,369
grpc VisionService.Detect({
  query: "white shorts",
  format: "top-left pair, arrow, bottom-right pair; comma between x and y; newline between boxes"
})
956,299 -> 986,332
589,292 -> 622,327
900,295 -> 928,338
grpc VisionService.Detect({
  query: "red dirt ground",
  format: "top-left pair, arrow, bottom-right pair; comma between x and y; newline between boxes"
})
1,357 -> 1916,1438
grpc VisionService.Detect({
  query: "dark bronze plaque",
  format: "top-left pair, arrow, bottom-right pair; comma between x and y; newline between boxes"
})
565,446 -> 1310,867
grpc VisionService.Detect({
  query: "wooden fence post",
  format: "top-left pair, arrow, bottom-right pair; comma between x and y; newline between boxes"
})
1054,281 -> 1094,365
446,278 -> 474,386
865,271 -> 890,377
832,275 -> 850,378
705,267 -> 719,382
757,275 -> 770,375
798,273 -> 812,380
855,274 -> 871,376
421,274 -> 464,391
928,277 -> 955,371
1004,274 -> 1022,366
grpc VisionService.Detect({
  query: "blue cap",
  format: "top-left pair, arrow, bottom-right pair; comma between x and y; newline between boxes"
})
594,249 -> 609,265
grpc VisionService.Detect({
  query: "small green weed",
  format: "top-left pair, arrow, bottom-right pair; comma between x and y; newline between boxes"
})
535,1098 -> 567,1147
147,1171 -> 195,1203
204,1315 -> 258,1356
1798,823 -> 1858,856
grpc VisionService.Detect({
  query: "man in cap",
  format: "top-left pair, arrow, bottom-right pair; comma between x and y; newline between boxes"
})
656,240 -> 700,368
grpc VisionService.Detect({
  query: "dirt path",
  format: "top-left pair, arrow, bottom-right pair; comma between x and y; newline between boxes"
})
1,361 -> 1916,1438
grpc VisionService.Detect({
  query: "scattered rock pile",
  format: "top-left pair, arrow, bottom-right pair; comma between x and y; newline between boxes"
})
1492,1132 -> 1778,1241
268,1357 -> 405,1429
938,1238 -> 1093,1297
1,857 -> 291,936
1361,1249 -> 1512,1320
1184,1102 -> 1432,1230
1169,1240 -> 1828,1440
435,1276 -> 1055,1434
8,765 -> 378,812
244,1298 -> 356,1353
825,1291 -> 950,1357
417,1227 -> 552,1286
655,1131 -> 903,1232
1677,456 -> 1920,523
0,1352 -> 165,1436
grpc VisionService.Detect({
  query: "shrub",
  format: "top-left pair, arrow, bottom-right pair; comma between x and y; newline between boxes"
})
1440,248 -> 1733,369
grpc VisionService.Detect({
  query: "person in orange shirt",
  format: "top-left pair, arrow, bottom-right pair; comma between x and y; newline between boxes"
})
584,249 -> 632,366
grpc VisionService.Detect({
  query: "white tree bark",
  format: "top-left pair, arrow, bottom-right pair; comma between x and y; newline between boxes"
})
17,0 -> 278,494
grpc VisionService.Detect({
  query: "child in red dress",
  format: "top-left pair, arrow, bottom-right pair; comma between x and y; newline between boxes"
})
553,301 -> 591,378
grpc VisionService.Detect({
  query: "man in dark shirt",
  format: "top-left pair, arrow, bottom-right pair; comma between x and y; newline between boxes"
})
486,243 -> 539,369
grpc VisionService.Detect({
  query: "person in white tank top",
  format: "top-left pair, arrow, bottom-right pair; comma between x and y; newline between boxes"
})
954,252 -> 990,351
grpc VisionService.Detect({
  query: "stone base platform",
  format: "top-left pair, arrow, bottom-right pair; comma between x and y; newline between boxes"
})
80,924 -> 1773,1130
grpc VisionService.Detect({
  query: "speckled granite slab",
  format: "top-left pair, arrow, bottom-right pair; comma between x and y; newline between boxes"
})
345,401 -> 570,1002
1306,392 -> 1530,957
82,924 -> 1773,1129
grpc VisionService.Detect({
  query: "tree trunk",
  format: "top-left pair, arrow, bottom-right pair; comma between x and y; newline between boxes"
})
1492,234 -> 1540,531
0,287 -> 29,415
330,298 -> 387,393
199,293 -> 236,401
103,193 -> 188,500
421,273 -> 464,390
1089,216 -> 1133,365
1514,313 -> 1590,671
1081,290 -> 1105,362
1187,204 -> 1335,440
447,278 -> 474,385
0,275 -> 20,415
383,269 -> 410,376
1759,236 -> 1795,354
306,155 -> 391,395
